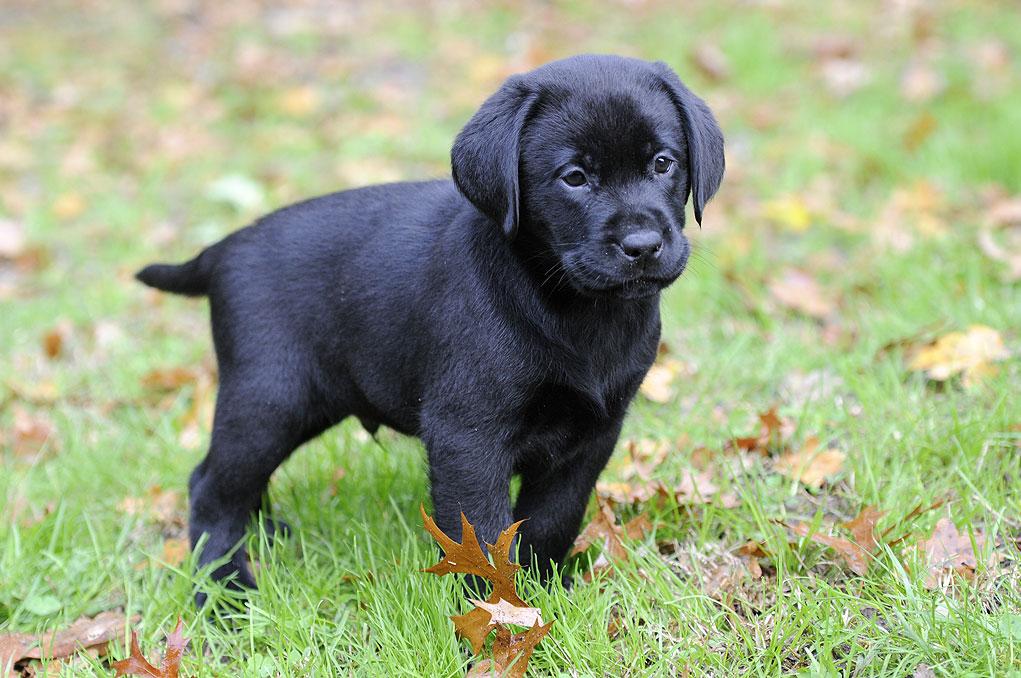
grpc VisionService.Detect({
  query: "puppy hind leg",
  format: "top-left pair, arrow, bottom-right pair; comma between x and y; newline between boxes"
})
188,385 -> 312,604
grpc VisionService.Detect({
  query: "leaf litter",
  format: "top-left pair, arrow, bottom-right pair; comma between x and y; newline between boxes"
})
0,612 -> 137,677
421,507 -> 553,677
112,618 -> 187,678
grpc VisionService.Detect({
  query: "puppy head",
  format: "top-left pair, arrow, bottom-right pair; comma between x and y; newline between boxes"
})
451,55 -> 724,300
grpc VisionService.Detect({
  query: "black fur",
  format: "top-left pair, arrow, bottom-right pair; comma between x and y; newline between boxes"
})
136,54 -> 724,602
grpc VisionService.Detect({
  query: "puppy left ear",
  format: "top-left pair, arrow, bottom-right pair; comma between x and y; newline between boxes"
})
451,76 -> 538,239
653,62 -> 725,225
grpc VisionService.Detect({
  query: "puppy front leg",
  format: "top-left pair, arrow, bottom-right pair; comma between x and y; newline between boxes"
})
423,428 -> 515,554
513,424 -> 621,582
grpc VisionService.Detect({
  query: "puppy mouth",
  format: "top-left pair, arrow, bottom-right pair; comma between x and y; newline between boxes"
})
560,250 -> 687,299
567,264 -> 681,299
589,276 -> 675,299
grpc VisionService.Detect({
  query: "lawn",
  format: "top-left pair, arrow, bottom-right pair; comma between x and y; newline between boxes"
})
2,1 -> 1020,676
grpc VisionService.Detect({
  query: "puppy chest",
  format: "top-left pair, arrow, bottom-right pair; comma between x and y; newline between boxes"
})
514,381 -> 626,451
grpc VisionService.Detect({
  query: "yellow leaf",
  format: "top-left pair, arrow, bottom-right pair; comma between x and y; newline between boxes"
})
53,193 -> 86,220
763,195 -> 812,232
908,325 -> 1010,386
277,86 -> 321,116
639,359 -> 686,403
775,437 -> 845,488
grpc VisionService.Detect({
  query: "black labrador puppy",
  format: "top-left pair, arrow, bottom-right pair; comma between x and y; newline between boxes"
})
137,54 -> 724,599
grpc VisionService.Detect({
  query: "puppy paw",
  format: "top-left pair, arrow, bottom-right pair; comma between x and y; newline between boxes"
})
262,516 -> 293,543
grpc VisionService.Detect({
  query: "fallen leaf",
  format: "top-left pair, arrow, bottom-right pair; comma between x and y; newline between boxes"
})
728,406 -> 795,455
117,486 -> 184,533
639,358 -> 688,404
42,329 -> 63,359
774,437 -> 845,488
903,112 -> 937,152
901,61 -> 945,102
913,663 -> 936,678
160,538 -> 189,568
672,470 -> 739,508
421,508 -> 525,607
618,437 -> 672,480
842,505 -> 885,555
919,517 -> 994,589
140,367 -> 198,392
470,599 -> 544,628
872,181 -> 948,252
785,521 -> 870,575
52,193 -> 86,220
0,612 -> 132,673
811,35 -> 857,61
908,325 -> 1010,387
0,218 -> 27,259
763,195 -> 812,232
112,618 -> 187,678
768,268 -> 836,319
978,196 -> 1021,281
277,85 -> 321,116
3,406 -> 58,459
488,621 -> 554,678
421,509 -> 553,674
735,541 -> 768,578
819,57 -> 870,98
689,42 -> 730,82
571,500 -> 652,580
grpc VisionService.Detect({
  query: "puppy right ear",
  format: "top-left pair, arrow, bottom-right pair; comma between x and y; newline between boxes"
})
451,77 -> 538,239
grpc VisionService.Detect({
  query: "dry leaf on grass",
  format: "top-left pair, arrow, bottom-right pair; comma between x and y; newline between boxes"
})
421,509 -> 525,607
112,618 -> 187,678
978,195 -> 1021,281
843,505 -> 885,555
763,195 -> 812,232
730,406 -> 792,455
688,42 -> 730,82
903,112 -> 937,152
918,517 -> 996,589
41,321 -> 73,360
421,507 -> 553,676
735,541 -> 769,579
782,506 -> 885,576
907,325 -> 1010,387
638,358 -> 689,404
617,438 -> 671,480
0,612 -> 131,674
818,56 -> 870,98
117,486 -> 185,534
159,538 -> 189,568
768,268 -> 837,319
0,218 -> 27,259
774,436 -> 846,489
140,367 -> 200,392
3,406 -> 59,459
597,471 -> 738,510
465,621 -> 554,678
901,60 -> 945,102
469,600 -> 543,628
571,500 -> 652,580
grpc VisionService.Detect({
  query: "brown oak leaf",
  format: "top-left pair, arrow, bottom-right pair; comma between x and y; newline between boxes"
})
112,618 -> 187,678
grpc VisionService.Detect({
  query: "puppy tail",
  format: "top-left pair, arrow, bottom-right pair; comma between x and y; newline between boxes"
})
136,246 -> 216,297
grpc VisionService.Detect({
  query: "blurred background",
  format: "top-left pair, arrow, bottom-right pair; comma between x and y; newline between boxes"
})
1,1 -> 1020,675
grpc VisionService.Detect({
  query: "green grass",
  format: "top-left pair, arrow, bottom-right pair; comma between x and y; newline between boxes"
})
2,1 -> 1020,676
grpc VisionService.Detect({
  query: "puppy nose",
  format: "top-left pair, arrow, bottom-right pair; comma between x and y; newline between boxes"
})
618,230 -> 663,261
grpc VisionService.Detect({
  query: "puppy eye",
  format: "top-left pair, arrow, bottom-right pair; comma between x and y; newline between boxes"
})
562,170 -> 588,187
654,156 -> 674,174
